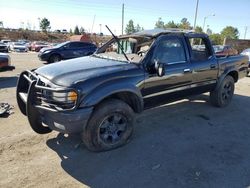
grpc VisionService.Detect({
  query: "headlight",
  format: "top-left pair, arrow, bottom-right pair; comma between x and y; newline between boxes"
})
43,50 -> 51,54
52,91 -> 78,103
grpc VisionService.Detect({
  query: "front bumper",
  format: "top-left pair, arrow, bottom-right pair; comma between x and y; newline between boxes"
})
38,52 -> 50,61
13,48 -> 27,52
41,107 -> 92,133
16,70 -> 93,134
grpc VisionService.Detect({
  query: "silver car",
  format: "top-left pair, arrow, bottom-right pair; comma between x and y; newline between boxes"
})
10,42 -> 28,52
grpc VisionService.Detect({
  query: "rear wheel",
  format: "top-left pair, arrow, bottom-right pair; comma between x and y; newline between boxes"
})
48,54 -> 61,63
210,75 -> 235,107
82,99 -> 135,152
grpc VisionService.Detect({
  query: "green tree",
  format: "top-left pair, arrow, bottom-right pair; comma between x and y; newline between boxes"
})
210,33 -> 223,45
0,21 -> 3,28
39,18 -> 51,33
80,27 -> 85,34
69,28 -> 73,35
74,25 -> 80,35
155,17 -> 165,29
165,21 -> 178,28
195,26 -> 203,33
125,19 -> 136,34
206,28 -> 212,35
135,24 -> 143,32
221,26 -> 239,39
179,18 -> 192,29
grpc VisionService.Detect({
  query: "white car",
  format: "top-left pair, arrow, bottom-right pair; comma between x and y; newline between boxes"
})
10,42 -> 28,52
241,48 -> 250,60
241,48 -> 250,75
0,53 -> 14,71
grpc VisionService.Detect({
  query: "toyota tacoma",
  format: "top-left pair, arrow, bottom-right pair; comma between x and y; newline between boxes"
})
16,28 -> 249,151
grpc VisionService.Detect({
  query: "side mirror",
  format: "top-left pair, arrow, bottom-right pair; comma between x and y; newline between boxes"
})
63,45 -> 68,49
156,62 -> 165,77
153,59 -> 165,77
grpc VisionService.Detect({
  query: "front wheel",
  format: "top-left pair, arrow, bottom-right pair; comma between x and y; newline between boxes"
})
82,99 -> 135,152
48,54 -> 61,63
210,75 -> 235,107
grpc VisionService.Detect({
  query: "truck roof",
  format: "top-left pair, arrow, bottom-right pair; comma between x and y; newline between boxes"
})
122,28 -> 206,38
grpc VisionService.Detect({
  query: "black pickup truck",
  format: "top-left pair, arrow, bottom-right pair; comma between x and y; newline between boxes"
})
16,29 -> 249,151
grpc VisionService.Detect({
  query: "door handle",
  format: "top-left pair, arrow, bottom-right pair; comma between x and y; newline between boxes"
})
210,64 -> 216,69
183,68 -> 191,73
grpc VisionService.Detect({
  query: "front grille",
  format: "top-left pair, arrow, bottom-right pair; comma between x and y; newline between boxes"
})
14,48 -> 25,51
25,71 -> 77,111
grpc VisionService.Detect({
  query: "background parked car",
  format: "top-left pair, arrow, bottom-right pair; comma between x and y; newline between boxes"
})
17,40 -> 31,50
213,45 -> 238,57
0,53 -> 15,71
38,41 -> 97,63
30,41 -> 49,52
0,42 -> 9,53
10,42 -> 28,52
241,48 -> 250,75
1,39 -> 11,51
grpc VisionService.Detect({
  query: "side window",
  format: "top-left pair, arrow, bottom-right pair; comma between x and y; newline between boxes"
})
153,38 -> 186,64
188,37 -> 212,62
69,42 -> 82,48
77,43 -> 86,48
62,43 -> 69,49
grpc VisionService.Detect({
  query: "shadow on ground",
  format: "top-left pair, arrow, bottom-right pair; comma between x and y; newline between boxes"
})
0,76 -> 18,89
47,94 -> 250,188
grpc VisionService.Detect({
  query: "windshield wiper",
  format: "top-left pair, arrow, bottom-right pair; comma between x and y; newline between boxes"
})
105,25 -> 130,63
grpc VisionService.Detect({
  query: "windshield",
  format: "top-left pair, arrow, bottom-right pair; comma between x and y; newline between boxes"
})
14,42 -> 25,45
54,41 -> 69,48
95,36 -> 154,63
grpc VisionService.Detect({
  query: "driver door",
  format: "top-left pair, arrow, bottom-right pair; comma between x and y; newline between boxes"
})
142,35 -> 193,100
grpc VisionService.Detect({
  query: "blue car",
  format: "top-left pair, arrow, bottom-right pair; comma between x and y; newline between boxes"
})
38,41 -> 97,63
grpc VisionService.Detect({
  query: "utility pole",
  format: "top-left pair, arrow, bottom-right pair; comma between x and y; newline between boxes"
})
91,15 -> 96,34
122,3 -> 124,35
193,0 -> 199,30
99,24 -> 102,34
244,26 -> 248,39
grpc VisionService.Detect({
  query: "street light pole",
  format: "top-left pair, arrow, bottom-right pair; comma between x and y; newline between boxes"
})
193,0 -> 199,30
202,17 -> 207,32
122,3 -> 124,35
202,14 -> 215,33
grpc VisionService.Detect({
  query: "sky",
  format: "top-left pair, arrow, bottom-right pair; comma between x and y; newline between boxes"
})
0,0 -> 250,39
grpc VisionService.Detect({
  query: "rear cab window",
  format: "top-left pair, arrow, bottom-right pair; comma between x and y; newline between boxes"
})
187,37 -> 213,62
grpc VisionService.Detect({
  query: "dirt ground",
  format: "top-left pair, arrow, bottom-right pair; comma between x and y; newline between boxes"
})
0,53 -> 250,188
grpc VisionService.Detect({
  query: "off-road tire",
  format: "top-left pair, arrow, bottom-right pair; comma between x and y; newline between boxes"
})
210,75 -> 235,107
82,99 -> 134,152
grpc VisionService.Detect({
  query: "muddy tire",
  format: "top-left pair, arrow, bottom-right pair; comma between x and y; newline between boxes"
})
210,75 -> 235,107
82,99 -> 134,152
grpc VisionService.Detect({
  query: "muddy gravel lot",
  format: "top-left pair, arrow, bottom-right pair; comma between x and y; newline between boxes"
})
0,53 -> 250,188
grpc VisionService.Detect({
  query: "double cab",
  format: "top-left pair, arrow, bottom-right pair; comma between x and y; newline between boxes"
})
17,29 -> 249,152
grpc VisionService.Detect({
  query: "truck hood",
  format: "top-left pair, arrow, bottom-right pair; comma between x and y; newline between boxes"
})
35,55 -> 137,87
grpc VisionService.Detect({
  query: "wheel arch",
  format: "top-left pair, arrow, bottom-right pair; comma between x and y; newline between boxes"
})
81,86 -> 144,113
227,70 -> 238,82
216,69 -> 238,90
